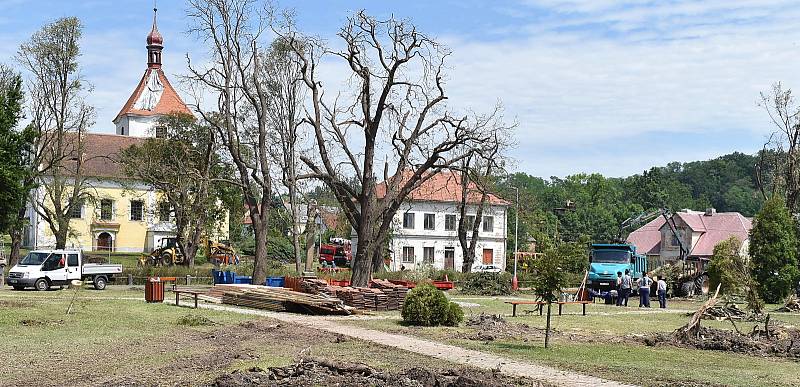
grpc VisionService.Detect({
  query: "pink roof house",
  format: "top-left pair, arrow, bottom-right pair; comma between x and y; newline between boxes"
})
626,209 -> 751,262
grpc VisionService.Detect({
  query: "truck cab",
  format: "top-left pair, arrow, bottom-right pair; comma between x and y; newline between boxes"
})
6,250 -> 122,291
587,243 -> 647,291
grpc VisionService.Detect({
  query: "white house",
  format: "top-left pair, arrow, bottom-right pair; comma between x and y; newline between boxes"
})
356,170 -> 510,272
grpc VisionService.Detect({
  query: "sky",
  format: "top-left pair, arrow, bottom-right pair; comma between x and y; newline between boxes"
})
0,0 -> 798,178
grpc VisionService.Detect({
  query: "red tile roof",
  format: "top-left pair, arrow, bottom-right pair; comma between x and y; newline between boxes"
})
58,133 -> 144,179
114,68 -> 191,122
376,170 -> 510,206
626,217 -> 666,255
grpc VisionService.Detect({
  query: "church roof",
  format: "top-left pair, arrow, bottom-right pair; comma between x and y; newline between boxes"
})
113,68 -> 191,123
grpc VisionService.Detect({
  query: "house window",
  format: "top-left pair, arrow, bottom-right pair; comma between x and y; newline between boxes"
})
130,200 -> 144,221
69,201 -> 83,219
465,215 -> 476,230
423,247 -> 434,264
403,212 -> 415,229
445,214 -> 456,231
483,216 -> 494,232
424,213 -> 435,230
402,246 -> 415,263
155,126 -> 167,138
100,199 -> 113,220
159,202 -> 171,222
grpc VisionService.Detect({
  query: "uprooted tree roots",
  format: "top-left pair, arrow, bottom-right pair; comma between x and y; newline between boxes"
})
647,285 -> 800,358
210,358 -> 537,387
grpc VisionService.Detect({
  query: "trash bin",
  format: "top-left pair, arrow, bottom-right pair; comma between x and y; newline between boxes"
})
145,277 -> 165,303
212,270 -> 225,285
234,275 -> 252,284
224,271 -> 235,284
266,277 -> 285,287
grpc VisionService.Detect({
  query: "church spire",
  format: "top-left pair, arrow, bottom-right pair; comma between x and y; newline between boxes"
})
146,5 -> 163,69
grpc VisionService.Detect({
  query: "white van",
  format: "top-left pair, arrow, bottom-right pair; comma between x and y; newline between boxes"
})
6,250 -> 123,291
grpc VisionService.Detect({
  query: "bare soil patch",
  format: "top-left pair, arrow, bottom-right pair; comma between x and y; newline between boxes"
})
211,358 -> 539,387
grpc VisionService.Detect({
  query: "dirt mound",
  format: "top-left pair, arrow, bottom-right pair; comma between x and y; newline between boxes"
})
210,359 -> 523,387
463,313 -> 547,342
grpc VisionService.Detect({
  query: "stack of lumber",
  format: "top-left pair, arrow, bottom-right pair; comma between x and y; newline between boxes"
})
210,284 -> 350,316
300,278 -> 332,295
357,287 -> 389,311
335,287 -> 366,309
370,279 -> 409,310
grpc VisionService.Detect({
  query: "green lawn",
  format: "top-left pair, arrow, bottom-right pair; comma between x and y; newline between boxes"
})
0,287 -> 476,385
345,295 -> 800,386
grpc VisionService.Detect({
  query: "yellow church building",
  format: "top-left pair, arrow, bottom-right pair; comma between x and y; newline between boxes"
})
24,9 -> 228,253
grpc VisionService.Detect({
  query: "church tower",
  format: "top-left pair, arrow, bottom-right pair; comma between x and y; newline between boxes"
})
114,7 -> 191,137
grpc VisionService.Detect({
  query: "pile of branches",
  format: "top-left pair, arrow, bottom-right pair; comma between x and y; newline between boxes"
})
776,295 -> 800,313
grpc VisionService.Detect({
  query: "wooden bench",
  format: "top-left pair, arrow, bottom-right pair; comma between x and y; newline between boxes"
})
557,300 -> 593,316
505,300 -> 547,317
174,289 -> 204,309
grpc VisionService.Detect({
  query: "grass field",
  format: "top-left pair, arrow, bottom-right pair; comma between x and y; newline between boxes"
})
0,286 -> 467,386
341,294 -> 800,387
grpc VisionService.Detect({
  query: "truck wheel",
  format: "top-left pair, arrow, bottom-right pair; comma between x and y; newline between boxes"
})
34,278 -> 49,291
93,276 -> 107,290
680,280 -> 695,297
161,252 -> 174,266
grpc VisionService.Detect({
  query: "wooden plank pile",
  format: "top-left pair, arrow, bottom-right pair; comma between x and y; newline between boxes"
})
300,278 -> 332,295
333,286 -> 366,309
208,284 -> 350,316
370,279 -> 409,310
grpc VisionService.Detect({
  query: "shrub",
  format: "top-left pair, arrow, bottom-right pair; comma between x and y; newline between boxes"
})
458,272 -> 512,296
401,283 -> 463,326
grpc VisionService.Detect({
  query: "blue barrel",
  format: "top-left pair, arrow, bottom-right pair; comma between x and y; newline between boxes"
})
234,275 -> 252,284
266,277 -> 285,287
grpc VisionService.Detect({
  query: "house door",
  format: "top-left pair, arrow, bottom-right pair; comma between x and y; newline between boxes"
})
97,232 -> 113,251
482,248 -> 493,264
444,248 -> 455,270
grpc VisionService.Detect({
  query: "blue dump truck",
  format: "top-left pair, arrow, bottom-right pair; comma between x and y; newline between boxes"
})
587,243 -> 648,293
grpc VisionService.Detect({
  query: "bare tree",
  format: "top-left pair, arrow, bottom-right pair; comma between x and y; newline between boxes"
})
262,36 -> 306,273
756,82 -> 800,212
455,124 -> 511,272
17,17 -> 96,250
282,11 -> 500,287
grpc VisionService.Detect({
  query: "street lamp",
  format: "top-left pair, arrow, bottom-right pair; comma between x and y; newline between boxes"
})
512,186 -> 520,290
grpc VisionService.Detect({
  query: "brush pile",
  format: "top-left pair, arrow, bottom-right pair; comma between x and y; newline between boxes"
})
776,295 -> 800,312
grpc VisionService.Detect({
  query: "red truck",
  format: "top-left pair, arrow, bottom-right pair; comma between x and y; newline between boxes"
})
319,238 -> 352,267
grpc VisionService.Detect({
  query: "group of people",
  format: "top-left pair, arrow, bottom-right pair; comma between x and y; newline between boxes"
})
615,269 -> 667,308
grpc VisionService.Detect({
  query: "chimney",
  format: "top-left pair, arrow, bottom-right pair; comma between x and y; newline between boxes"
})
704,208 -> 716,216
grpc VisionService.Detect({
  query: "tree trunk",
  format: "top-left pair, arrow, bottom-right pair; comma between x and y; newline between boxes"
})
54,225 -> 68,249
303,203 -> 317,272
351,244 -> 372,287
252,223 -> 269,285
9,227 -> 22,267
545,301 -> 552,349
291,185 -> 302,273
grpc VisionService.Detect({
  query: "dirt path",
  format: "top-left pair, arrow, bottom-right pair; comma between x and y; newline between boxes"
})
184,302 -> 633,387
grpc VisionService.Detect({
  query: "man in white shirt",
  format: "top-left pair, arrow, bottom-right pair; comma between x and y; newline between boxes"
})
656,275 -> 668,309
638,271 -> 653,308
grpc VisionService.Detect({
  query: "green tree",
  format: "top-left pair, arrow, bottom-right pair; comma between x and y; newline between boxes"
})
707,236 -> 763,313
0,65 -> 34,269
531,248 -> 569,348
749,196 -> 800,303
120,113 -> 229,267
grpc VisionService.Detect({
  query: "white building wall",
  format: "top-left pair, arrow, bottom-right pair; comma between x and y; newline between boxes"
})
352,200 -> 508,272
115,114 -> 159,137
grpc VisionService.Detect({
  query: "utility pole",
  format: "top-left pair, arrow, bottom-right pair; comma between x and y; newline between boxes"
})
512,186 -> 519,290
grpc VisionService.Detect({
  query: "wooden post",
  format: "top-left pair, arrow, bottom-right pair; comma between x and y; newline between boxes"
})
186,275 -> 191,286
545,301 -> 552,348
127,274 -> 133,286
512,303 -> 517,317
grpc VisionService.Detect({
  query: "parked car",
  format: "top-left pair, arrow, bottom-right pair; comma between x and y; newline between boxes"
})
6,250 -> 122,291
472,264 -> 503,273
